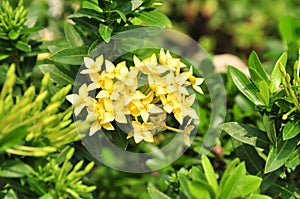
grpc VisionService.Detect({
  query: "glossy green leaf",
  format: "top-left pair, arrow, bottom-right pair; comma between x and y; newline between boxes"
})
135,11 -> 172,28
248,51 -> 269,84
231,139 -> 265,174
219,162 -> 246,199
82,0 -> 102,12
64,22 -> 85,47
38,64 -> 74,86
228,66 -> 264,106
263,114 -> 276,146
270,52 -> 287,93
15,41 -> 31,52
219,158 -> 240,193
0,160 -> 33,178
49,46 -> 89,65
231,175 -> 262,198
8,30 -> 19,40
201,156 -> 218,195
265,136 -> 299,173
283,121 -> 300,140
257,80 -> 269,106
148,184 -> 171,199
99,24 -> 113,43
285,147 -> 300,169
114,10 -> 126,22
219,122 -> 269,150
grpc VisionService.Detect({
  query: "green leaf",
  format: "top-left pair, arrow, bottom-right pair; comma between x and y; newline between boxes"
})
269,180 -> 300,199
39,193 -> 54,199
121,0 -> 143,14
257,80 -> 269,106
0,54 -> 10,61
248,51 -> 269,84
279,16 -> 300,46
270,52 -> 287,93
147,184 -> 171,199
178,169 -> 211,199
82,0 -> 103,12
219,122 -> 269,150
15,41 -> 31,52
283,121 -> 300,140
228,66 -> 264,106
231,175 -> 262,198
99,24 -> 113,43
265,136 -> 299,173
114,10 -> 127,22
64,22 -> 85,47
263,114 -> 277,146
201,156 -> 218,195
231,139 -> 265,174
0,126 -> 27,152
0,160 -> 33,178
49,46 -> 89,65
248,194 -> 272,199
8,30 -> 19,40
69,8 -> 104,22
219,162 -> 246,199
285,147 -> 300,170
135,11 -> 172,28
38,64 -> 74,86
3,189 -> 18,199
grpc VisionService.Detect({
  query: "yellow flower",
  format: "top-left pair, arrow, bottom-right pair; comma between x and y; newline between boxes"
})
88,97 -> 115,135
181,66 -> 204,94
132,54 -> 167,75
172,94 -> 197,124
160,93 -> 181,114
159,48 -> 186,74
81,55 -> 103,75
127,120 -> 155,143
105,59 -> 129,80
66,84 -> 91,116
128,91 -> 163,122
88,72 -> 114,91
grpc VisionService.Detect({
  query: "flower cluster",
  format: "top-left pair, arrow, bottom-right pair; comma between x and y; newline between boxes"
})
67,49 -> 204,145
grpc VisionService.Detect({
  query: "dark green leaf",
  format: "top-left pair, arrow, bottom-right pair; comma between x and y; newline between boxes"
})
231,139 -> 265,174
114,10 -> 126,22
147,184 -> 171,199
263,114 -> 276,145
64,22 -> 85,47
219,122 -> 269,150
49,46 -> 89,65
265,136 -> 299,173
270,52 -> 287,93
20,27 -> 43,35
0,161 -> 33,178
228,66 -> 264,106
38,64 -> 74,86
248,51 -> 269,84
135,11 -> 172,28
120,0 -> 143,15
283,121 -> 300,140
99,24 -> 113,43
69,8 -> 104,22
15,41 -> 31,52
269,180 -> 300,199
285,147 -> 300,170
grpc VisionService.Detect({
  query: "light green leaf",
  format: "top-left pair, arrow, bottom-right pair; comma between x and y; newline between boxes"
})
15,41 -> 31,52
265,137 -> 299,173
99,24 -> 113,43
8,30 -> 19,40
219,122 -> 269,150
257,80 -> 270,106
49,46 -> 89,65
114,10 -> 127,22
202,156 -> 218,195
38,64 -> 74,86
64,22 -> 85,47
0,54 -> 10,61
279,16 -> 300,46
82,0 -> 102,12
231,175 -> 262,198
228,66 -> 264,106
4,189 -> 18,199
248,194 -> 272,199
0,160 -> 33,178
39,193 -> 54,199
147,184 -> 171,199
0,126 -> 27,152
270,52 -> 287,93
248,51 -> 269,84
283,121 -> 300,140
285,148 -> 300,170
135,11 -> 172,28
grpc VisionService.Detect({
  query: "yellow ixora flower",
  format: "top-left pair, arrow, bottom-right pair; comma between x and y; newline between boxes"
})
68,50 -> 203,145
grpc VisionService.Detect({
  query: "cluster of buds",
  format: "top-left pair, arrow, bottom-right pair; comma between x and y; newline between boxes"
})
67,49 -> 204,145
0,0 -> 27,37
280,50 -> 300,120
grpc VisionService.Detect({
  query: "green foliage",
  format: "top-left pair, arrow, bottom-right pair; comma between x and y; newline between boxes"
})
0,0 -> 42,63
223,48 -> 300,197
148,156 -> 270,199
0,64 -> 82,156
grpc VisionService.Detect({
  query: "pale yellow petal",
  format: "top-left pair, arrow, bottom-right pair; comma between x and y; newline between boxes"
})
96,90 -> 110,99
78,84 -> 88,97
66,94 -> 79,104
192,85 -> 204,94
89,120 -> 101,136
133,55 -> 142,67
140,109 -> 150,122
95,55 -> 104,69
84,57 -> 94,68
105,59 -> 115,73
143,131 -> 154,142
